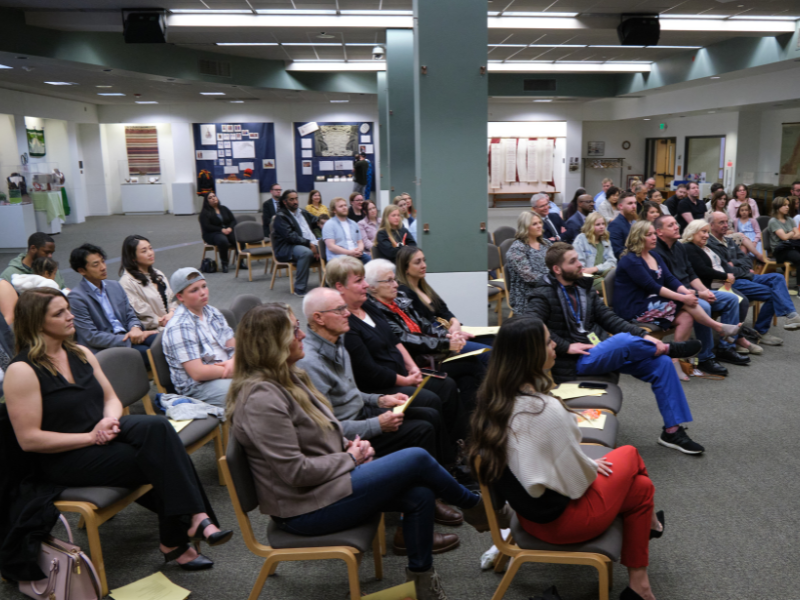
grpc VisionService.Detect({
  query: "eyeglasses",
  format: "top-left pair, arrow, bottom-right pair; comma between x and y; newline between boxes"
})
318,305 -> 350,316
377,277 -> 398,285
293,322 -> 302,339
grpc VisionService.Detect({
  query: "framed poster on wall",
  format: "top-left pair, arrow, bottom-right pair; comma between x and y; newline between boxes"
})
191,123 -> 276,192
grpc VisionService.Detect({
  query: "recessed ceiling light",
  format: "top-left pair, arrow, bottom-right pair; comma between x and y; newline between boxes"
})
44,82 -> 77,86
533,99 -> 552,102
330,99 -> 349,103
200,92 -> 226,95
135,101 -> 158,104
643,118 -> 651,120
98,93 -> 125,96
230,100 -> 245,103
96,85 -> 113,88
710,76 -> 721,79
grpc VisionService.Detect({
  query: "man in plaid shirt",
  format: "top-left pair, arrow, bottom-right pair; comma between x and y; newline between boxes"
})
163,268 -> 235,407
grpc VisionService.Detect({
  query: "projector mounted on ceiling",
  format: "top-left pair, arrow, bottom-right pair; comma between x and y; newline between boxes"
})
617,14 -> 660,46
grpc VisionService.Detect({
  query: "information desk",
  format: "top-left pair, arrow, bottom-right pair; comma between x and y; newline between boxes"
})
121,184 -> 166,214
216,180 -> 260,212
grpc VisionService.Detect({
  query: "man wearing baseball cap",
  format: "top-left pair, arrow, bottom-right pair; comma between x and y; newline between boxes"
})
162,268 -> 235,407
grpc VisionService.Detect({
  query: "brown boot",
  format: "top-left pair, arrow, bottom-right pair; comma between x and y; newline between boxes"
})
461,495 -> 514,533
434,500 -> 463,526
406,567 -> 448,600
393,526 -> 459,556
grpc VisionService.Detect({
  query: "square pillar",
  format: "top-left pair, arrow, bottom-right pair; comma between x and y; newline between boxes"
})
387,29 -> 416,200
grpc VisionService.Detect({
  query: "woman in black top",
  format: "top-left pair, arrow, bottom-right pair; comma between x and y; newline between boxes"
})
375,205 -> 416,261
199,191 -> 237,272
4,288 -> 233,571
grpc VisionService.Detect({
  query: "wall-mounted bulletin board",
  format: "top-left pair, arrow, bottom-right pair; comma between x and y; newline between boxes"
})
192,123 -> 277,192
294,121 -> 375,193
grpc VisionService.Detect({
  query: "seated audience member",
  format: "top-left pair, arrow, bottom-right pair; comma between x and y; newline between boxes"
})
11,257 -> 60,293
305,189 -> 329,218
639,201 -> 663,223
644,177 -> 656,194
633,183 -> 648,211
703,183 -> 724,206
593,178 -> 613,204
608,192 -> 638,259
348,192 -> 366,223
394,195 -> 417,234
525,242 -> 705,454
272,189 -> 320,297
261,183 -> 282,238
298,288 -> 464,531
505,211 -> 552,314
562,187 -> 587,222
727,183 -> 760,221
68,243 -> 156,363
226,303 -> 489,599
676,182 -> 706,232
647,190 -> 670,215
162,268 -> 234,408
199,192 -> 238,273
401,192 -> 418,230
707,211 -> 800,343
358,200 -> 380,252
4,288 -> 232,572
531,193 -> 564,242
653,215 -> 747,374
396,245 -> 492,364
469,317 -> 663,600
706,189 -> 729,218
376,205 -> 416,261
768,196 -> 800,293
328,257 -> 468,444
733,202 -> 764,256
0,279 -> 16,325
572,212 -> 616,292
597,186 -> 621,222
315,213 -> 330,240
664,184 -> 687,217
1,232 -> 66,290
366,259 -> 487,416
790,195 -> 800,226
563,194 -> 595,244
322,197 -> 371,263
119,235 -> 177,332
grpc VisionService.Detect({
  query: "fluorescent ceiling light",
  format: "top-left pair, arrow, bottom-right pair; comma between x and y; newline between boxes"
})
660,18 -> 793,32
590,45 -> 646,48
98,93 -> 125,96
257,9 -> 337,14
170,8 -> 252,13
230,100 -> 244,103
532,99 -> 552,102
488,62 -> 651,73
0,65 -> 10,69
200,92 -> 226,95
710,76 -> 721,79
500,11 -> 579,17
282,42 -> 341,46
135,101 -> 158,104
216,42 -> 277,46
340,10 -> 413,15
650,45 -> 702,49
489,44 -> 529,47
169,14 -> 412,28
287,61 -> 386,72
658,14 -> 729,19
529,44 -> 587,48
44,81 -> 77,85
729,15 -> 800,20
330,100 -> 349,103
487,16 -> 582,29
96,85 -> 113,88
643,118 -> 651,120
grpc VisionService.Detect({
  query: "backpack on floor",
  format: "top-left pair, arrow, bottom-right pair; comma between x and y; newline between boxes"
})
200,258 -> 217,274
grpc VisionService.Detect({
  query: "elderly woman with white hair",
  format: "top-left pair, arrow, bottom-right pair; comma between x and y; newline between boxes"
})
504,211 -> 552,314
364,259 -> 487,416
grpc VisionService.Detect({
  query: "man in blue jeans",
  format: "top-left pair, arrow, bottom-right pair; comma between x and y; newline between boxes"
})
653,215 -> 748,376
526,243 -> 705,454
706,211 -> 800,343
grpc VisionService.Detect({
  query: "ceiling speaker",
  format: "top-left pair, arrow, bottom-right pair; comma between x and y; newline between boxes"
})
617,14 -> 660,46
123,10 -> 167,44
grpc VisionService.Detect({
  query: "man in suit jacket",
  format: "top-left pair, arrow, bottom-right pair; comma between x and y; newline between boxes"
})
261,182 -> 282,238
608,192 -> 638,259
68,243 -> 156,364
531,193 -> 563,242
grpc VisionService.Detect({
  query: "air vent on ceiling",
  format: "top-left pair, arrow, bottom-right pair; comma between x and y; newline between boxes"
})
523,79 -> 556,92
199,59 -> 232,78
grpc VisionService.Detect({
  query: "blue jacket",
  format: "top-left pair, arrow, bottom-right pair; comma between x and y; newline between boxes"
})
68,279 -> 142,352
542,212 -> 564,242
608,214 -> 633,259
613,252 -> 682,322
563,212 -> 586,244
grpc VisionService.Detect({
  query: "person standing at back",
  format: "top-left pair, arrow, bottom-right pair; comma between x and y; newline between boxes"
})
353,153 -> 369,195
261,183 -> 283,238
563,194 -> 595,244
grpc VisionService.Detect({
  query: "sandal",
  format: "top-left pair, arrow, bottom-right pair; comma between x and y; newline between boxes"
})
162,543 -> 214,571
189,517 -> 234,547
650,510 -> 665,539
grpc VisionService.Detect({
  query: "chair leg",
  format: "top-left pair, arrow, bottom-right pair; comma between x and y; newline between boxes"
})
378,514 -> 386,556
222,420 -> 230,451
595,559 -> 610,600
343,553 -> 362,600
490,554 -> 524,600
213,429 -> 225,486
494,532 -> 513,573
288,265 -> 295,294
372,525 -> 383,580
606,560 -> 613,590
82,512 -> 108,596
214,247 -> 220,270
248,255 -> 253,282
270,263 -> 279,290
248,559 -> 274,600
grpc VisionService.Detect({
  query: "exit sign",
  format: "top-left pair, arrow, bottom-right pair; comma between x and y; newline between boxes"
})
659,123 -> 667,130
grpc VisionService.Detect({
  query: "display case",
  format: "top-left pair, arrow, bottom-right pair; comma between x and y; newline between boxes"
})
0,162 -> 65,234
119,160 -> 165,214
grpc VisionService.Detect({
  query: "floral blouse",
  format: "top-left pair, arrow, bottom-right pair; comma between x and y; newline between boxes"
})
505,238 -> 552,314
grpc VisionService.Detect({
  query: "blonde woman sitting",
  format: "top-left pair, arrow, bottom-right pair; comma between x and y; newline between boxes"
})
504,211 -> 552,314
572,212 -> 616,292
375,205 -> 416,261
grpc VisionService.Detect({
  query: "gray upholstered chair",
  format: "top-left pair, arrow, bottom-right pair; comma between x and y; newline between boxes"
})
492,225 -> 515,247
236,214 -> 257,223
562,381 -> 624,415
220,307 -> 237,331
219,436 -> 384,600
147,332 -> 175,395
234,221 -> 273,282
230,294 -> 263,326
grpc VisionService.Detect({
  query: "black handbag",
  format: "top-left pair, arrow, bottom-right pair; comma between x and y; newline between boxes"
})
200,258 -> 217,273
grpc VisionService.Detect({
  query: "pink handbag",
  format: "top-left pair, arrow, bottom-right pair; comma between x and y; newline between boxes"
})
18,515 -> 101,600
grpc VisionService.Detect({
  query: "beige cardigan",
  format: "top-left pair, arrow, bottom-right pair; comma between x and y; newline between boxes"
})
119,269 -> 177,331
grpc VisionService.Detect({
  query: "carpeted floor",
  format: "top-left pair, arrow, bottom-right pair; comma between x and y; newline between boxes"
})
3,214 -> 800,600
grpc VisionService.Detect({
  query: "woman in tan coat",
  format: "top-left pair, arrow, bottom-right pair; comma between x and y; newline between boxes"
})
227,303 -> 492,600
118,235 -> 177,331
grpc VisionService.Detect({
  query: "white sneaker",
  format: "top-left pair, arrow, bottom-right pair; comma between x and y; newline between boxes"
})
759,333 -> 784,345
784,314 -> 800,330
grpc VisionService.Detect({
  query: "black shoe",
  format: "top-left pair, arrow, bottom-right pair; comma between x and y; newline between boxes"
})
620,587 -> 645,600
715,347 -> 750,366
189,518 -> 234,547
658,426 -> 705,455
667,340 -> 702,359
221,264 -> 229,273
162,543 -> 214,571
697,359 -> 728,376
650,510 -> 665,539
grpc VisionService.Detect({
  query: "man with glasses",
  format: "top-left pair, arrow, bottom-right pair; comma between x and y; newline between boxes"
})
297,287 -> 465,536
562,193 -> 595,244
531,193 -> 563,242
261,182 -> 283,238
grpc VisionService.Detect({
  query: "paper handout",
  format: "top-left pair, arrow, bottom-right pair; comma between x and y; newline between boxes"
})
110,572 -> 190,600
393,376 -> 431,414
552,383 -> 607,400
577,409 -> 607,430
442,348 -> 491,363
460,326 -> 499,336
362,580 -> 417,600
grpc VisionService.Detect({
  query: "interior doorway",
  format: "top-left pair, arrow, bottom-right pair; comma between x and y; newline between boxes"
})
645,137 -> 677,191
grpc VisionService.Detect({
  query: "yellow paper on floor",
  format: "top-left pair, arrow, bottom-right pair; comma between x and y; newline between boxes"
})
577,412 -> 607,430
110,572 -> 190,600
362,580 -> 417,600
168,419 -> 192,433
553,383 -> 607,400
460,326 -> 500,336
442,348 -> 491,362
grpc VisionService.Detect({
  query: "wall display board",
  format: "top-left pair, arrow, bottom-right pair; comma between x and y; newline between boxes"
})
294,122 -> 374,194
26,128 -> 46,157
125,126 -> 161,175
487,137 -> 560,205
191,123 -> 276,193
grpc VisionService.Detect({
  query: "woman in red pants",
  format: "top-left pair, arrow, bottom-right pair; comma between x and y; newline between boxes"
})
469,316 -> 663,600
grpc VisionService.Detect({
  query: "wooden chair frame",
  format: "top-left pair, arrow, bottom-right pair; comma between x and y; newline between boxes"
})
236,239 -> 273,282
201,242 -> 233,271
475,457 -> 613,600
219,456 -> 384,600
270,260 -> 296,293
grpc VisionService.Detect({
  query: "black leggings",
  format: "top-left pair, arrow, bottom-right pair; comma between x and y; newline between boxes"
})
774,246 -> 800,283
38,416 -> 216,547
203,232 -> 237,265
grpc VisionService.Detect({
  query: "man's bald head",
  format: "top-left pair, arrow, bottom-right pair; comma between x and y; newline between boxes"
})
708,211 -> 729,239
577,194 -> 595,215
302,287 -> 343,320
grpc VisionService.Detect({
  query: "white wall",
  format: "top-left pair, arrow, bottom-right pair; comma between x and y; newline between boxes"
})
757,106 -> 800,185
78,124 -> 108,217
581,120 -> 647,194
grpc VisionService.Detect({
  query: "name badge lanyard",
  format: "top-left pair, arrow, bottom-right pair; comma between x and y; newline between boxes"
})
560,283 -> 587,333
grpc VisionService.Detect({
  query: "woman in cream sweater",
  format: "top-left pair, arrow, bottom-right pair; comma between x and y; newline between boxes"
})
119,235 -> 177,332
469,316 -> 663,600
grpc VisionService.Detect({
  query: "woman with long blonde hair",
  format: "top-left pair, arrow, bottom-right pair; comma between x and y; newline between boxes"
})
504,211 -> 552,313
375,204 -> 416,261
572,212 -> 616,292
226,302 -> 487,600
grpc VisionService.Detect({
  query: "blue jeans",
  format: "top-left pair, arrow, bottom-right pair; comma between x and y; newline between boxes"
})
694,291 -> 739,361
576,333 -> 692,428
462,340 -> 492,367
275,447 -> 479,572
292,245 -> 315,294
733,273 -> 796,333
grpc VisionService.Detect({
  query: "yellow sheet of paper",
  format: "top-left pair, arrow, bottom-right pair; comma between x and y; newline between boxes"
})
393,376 -> 431,414
553,383 -> 607,400
168,419 -> 192,433
583,272 -> 594,277
442,348 -> 491,363
110,572 -> 190,600
460,326 -> 500,336
362,580 -> 417,600
577,413 -> 607,430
